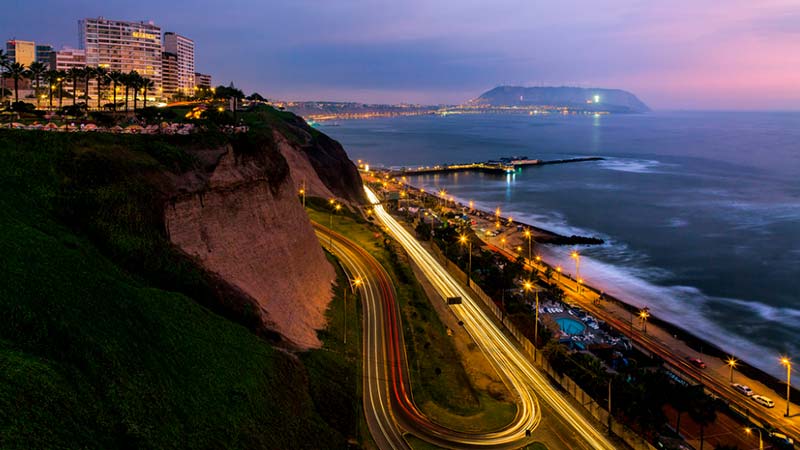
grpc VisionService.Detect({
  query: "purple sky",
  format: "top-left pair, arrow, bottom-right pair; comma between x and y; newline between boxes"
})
4,0 -> 799,109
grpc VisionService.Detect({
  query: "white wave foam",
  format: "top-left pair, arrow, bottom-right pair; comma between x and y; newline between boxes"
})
597,157 -> 664,174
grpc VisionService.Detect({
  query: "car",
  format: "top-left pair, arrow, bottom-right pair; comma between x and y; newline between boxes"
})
770,431 -> 794,447
732,383 -> 754,396
752,394 -> 775,408
686,357 -> 706,368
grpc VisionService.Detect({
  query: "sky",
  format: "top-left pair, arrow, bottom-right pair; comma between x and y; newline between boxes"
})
3,0 -> 800,109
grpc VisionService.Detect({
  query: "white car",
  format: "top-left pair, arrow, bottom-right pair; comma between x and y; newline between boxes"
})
731,383 -> 754,396
752,394 -> 775,408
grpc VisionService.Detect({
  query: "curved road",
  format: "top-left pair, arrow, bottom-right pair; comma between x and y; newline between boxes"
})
317,224 -> 541,449
356,186 -> 616,449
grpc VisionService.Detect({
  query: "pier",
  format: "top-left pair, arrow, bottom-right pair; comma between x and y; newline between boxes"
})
390,156 -> 604,176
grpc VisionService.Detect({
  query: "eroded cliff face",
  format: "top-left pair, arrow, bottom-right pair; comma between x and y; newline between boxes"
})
165,136 -> 338,349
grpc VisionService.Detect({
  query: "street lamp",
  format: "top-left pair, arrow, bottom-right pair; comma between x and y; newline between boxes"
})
570,250 -> 581,293
523,229 -> 533,261
500,236 -> 506,250
639,308 -> 650,333
298,180 -> 306,208
556,265 -> 562,281
328,201 -> 341,248
523,280 -> 539,346
726,356 -> 738,383
781,356 -> 792,417
343,276 -> 363,344
459,235 -> 472,287
745,427 -> 764,450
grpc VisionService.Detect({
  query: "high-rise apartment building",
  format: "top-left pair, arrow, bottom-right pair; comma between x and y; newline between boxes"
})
6,40 -> 36,66
35,45 -> 54,68
163,32 -> 194,96
194,72 -> 212,89
161,52 -> 178,99
79,17 -> 163,98
49,47 -> 87,71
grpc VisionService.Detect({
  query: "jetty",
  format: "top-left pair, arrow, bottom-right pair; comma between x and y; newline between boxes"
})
390,156 -> 604,176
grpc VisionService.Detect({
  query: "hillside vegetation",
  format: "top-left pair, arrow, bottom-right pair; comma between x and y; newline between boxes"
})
0,127 -> 353,449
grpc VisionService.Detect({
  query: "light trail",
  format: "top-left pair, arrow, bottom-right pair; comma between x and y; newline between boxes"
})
365,186 -> 616,449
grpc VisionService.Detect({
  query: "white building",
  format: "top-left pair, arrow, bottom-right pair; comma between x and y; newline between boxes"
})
163,32 -> 194,96
79,17 -> 163,100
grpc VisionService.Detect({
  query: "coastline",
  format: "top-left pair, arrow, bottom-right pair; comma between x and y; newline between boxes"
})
400,178 -> 800,417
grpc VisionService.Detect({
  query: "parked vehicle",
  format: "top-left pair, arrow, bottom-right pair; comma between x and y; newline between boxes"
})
770,431 -> 794,448
752,394 -> 775,408
686,357 -> 706,368
732,383 -> 754,396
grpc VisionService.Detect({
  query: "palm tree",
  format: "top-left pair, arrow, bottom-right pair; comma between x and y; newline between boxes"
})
7,62 -> 27,105
83,66 -> 96,106
107,70 -> 123,112
0,50 -> 8,104
45,70 -> 58,110
56,70 -> 66,109
26,61 -> 47,109
121,72 -> 135,113
141,77 -> 154,109
688,394 -> 717,450
67,67 -> 83,106
94,66 -> 108,110
129,71 -> 142,111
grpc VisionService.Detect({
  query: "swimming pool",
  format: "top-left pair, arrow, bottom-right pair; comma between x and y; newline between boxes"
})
556,317 -> 586,335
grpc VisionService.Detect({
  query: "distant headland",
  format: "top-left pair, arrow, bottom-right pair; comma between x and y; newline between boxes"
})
469,86 -> 651,113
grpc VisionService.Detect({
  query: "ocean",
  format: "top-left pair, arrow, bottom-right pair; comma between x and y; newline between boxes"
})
321,111 -> 800,379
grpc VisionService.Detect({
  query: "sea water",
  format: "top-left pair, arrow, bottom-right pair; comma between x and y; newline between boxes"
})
322,111 -> 800,379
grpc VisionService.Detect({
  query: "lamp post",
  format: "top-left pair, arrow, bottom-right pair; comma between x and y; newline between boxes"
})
570,250 -> 581,293
299,180 -> 306,208
726,356 -> 738,383
524,229 -> 533,262
781,357 -> 792,417
344,277 -> 363,344
459,235 -> 472,287
745,427 -> 764,450
556,265 -> 562,281
523,280 -> 539,346
500,236 -> 506,250
328,200 -> 340,249
639,307 -> 650,333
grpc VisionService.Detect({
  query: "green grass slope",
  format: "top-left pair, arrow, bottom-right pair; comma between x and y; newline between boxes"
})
0,130 -> 347,449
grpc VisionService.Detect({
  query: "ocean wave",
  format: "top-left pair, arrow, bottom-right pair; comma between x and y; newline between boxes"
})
596,157 -> 664,174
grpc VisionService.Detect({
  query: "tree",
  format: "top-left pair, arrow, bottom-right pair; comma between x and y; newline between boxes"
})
7,62 -> 27,105
247,92 -> 266,102
26,61 -> 47,109
67,67 -> 84,106
83,66 -> 96,105
214,83 -> 245,121
95,66 -> 108,110
0,50 -> 7,104
671,383 -> 701,437
140,77 -> 154,109
44,70 -> 58,110
688,393 -> 718,450
56,70 -> 66,109
107,70 -> 123,112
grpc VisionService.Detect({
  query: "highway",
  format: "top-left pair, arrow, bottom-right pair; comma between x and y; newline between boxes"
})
362,186 -> 617,449
486,240 -> 800,444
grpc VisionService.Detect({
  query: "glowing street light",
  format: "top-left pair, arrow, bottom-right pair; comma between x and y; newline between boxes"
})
298,180 -> 306,207
745,427 -> 763,450
500,236 -> 506,250
781,356 -> 792,417
571,250 -> 581,293
726,356 -> 738,383
344,276 -> 364,344
459,234 -> 473,287
523,280 -> 540,346
639,308 -> 650,333
328,202 -> 341,248
523,228 -> 533,261
556,265 -> 562,281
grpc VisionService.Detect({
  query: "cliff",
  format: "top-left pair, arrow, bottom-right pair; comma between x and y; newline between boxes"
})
471,85 -> 651,113
165,131 -> 336,348
0,126 -> 361,448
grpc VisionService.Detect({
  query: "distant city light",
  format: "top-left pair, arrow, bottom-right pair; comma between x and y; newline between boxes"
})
593,95 -> 600,103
